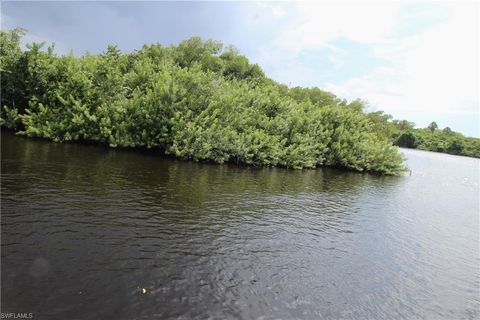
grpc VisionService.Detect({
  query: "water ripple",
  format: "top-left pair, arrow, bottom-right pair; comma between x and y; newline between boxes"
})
1,134 -> 479,319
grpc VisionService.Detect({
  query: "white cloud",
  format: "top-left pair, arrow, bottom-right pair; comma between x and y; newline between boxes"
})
251,2 -> 402,86
328,2 -> 478,117
286,2 -> 400,45
249,1 -> 479,134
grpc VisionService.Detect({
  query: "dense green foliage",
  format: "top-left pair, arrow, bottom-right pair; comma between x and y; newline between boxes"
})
364,111 -> 480,157
0,29 -> 415,174
393,125 -> 480,158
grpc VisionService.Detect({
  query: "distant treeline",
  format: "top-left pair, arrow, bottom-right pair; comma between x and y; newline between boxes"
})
0,29 -> 476,175
364,111 -> 479,157
391,121 -> 479,158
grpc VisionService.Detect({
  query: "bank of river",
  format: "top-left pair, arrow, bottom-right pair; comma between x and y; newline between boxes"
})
1,132 -> 479,319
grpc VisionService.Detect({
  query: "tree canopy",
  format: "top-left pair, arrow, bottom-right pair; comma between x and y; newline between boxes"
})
1,29 -> 473,174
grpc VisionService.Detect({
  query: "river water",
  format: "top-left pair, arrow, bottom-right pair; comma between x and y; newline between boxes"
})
1,132 -> 479,319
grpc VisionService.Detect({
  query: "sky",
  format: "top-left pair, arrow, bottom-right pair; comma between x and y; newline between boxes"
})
1,1 -> 479,137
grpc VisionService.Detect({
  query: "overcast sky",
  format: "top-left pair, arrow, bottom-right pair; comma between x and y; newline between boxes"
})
2,1 -> 479,137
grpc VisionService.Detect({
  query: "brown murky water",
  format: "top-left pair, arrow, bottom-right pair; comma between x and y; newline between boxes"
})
1,132 -> 479,319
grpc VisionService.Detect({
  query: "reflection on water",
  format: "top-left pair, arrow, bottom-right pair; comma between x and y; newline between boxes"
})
1,132 -> 479,319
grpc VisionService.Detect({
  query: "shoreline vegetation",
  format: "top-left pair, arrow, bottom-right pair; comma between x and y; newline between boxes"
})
393,123 -> 479,158
1,29 -> 478,174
